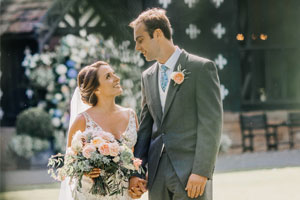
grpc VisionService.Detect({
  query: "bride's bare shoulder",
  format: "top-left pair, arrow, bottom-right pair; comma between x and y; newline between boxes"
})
67,114 -> 86,147
70,114 -> 86,132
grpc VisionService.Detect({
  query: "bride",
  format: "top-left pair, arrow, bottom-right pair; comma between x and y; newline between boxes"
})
59,61 -> 146,200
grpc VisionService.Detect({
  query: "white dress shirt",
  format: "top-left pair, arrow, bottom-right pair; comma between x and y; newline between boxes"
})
158,47 -> 182,112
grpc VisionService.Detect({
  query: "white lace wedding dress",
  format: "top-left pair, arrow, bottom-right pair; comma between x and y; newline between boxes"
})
72,109 -> 137,200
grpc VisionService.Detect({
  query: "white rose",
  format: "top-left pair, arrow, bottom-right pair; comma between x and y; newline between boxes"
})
73,130 -> 86,141
66,147 -> 76,156
71,138 -> 83,152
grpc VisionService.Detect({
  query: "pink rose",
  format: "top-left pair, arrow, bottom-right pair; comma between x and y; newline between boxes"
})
91,137 -> 105,147
171,72 -> 185,84
99,131 -> 115,142
92,130 -> 105,138
98,143 -> 110,156
109,142 -> 120,157
82,144 -> 96,159
132,158 -> 142,170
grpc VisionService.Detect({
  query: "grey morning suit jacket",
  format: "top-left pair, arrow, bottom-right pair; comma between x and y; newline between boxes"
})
134,50 -> 223,196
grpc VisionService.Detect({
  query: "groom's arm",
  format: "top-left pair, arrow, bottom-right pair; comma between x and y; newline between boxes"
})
134,75 -> 153,175
129,75 -> 152,197
192,60 -> 223,179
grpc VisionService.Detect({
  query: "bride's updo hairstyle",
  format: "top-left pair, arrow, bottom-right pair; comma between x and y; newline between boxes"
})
77,61 -> 108,106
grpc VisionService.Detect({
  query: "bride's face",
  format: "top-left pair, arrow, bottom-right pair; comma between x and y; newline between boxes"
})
95,65 -> 122,97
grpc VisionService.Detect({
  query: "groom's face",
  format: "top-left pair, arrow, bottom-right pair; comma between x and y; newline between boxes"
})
134,23 -> 159,61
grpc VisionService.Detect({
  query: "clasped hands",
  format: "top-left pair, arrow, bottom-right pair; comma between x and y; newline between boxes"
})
128,176 -> 147,199
128,173 -> 207,199
86,170 -> 147,199
85,169 -> 207,199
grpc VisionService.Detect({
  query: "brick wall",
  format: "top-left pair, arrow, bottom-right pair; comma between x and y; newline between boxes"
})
223,110 -> 300,154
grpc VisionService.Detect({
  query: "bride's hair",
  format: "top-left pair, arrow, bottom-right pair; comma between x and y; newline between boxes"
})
77,61 -> 108,106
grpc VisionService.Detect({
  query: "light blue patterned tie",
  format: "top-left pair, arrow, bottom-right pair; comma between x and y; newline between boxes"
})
160,65 -> 168,92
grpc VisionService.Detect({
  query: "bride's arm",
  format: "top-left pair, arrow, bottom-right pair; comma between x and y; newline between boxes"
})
132,111 -> 139,153
67,114 -> 86,147
68,114 -> 101,179
134,111 -> 139,131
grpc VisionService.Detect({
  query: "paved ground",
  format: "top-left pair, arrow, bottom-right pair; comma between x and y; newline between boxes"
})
215,149 -> 300,172
213,167 -> 300,200
2,149 -> 300,189
2,167 -> 300,200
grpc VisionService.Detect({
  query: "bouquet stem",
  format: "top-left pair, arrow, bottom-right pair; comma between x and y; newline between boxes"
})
90,176 -> 108,196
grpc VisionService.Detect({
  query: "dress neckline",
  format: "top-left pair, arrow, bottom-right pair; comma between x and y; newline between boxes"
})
83,110 -> 132,141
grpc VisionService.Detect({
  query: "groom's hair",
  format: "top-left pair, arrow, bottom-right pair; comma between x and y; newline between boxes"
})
129,8 -> 172,40
77,61 -> 108,106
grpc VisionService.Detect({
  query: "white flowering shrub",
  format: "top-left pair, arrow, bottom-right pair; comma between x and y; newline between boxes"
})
219,133 -> 233,153
22,33 -> 144,152
9,134 -> 50,159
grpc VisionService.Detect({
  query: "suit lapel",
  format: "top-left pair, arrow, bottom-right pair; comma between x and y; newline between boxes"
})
147,63 -> 163,123
161,51 -> 188,124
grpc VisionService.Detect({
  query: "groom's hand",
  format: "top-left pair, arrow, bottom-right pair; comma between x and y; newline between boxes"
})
185,173 -> 207,198
128,176 -> 147,199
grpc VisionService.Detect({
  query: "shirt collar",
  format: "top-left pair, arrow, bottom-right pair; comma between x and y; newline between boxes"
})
158,46 -> 182,71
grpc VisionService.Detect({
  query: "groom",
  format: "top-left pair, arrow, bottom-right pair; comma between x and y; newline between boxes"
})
129,8 -> 223,200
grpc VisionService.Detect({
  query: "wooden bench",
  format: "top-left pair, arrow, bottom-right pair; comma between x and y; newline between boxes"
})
286,112 -> 300,149
239,113 -> 279,152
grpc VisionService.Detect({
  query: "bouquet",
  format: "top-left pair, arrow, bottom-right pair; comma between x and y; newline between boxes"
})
48,129 -> 143,197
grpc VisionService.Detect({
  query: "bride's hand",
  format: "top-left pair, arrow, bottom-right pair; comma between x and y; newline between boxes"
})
85,168 -> 101,179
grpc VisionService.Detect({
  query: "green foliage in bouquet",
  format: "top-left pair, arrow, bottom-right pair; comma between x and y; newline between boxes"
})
48,130 -> 144,197
22,32 -> 145,152
16,107 -> 54,139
